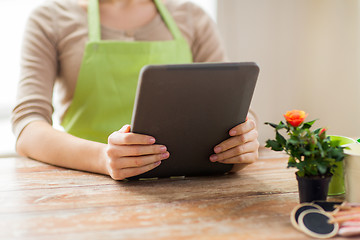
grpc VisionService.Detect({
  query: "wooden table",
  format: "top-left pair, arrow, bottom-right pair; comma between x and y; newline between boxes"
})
0,148 -> 347,240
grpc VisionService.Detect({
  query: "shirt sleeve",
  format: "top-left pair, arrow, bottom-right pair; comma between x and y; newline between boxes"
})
11,2 -> 58,140
188,3 -> 228,62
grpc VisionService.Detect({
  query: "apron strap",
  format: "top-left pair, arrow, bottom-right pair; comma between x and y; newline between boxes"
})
88,0 -> 101,42
87,0 -> 184,42
153,0 -> 183,40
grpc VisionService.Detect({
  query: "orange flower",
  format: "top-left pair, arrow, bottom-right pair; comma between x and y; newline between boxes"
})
284,110 -> 308,127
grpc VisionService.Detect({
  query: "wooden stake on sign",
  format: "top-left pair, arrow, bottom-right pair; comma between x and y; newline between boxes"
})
329,214 -> 360,224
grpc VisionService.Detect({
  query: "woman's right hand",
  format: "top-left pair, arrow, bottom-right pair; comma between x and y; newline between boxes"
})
105,124 -> 169,180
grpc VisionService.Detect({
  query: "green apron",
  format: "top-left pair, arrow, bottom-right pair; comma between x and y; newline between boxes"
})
62,0 -> 193,143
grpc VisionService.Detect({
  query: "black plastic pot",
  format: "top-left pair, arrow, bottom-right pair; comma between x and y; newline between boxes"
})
296,173 -> 332,203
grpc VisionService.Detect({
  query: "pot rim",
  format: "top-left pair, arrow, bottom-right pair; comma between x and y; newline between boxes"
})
295,171 -> 333,179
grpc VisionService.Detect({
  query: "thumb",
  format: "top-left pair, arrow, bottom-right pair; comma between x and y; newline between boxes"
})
118,124 -> 131,133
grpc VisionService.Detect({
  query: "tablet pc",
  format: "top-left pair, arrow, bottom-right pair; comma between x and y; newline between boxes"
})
130,62 -> 259,179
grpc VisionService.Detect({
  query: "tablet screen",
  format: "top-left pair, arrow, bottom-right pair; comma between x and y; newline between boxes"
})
131,62 -> 259,179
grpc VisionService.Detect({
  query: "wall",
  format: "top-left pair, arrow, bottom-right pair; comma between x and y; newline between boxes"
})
0,0 -> 46,156
0,0 -> 46,118
217,0 -> 360,144
189,0 -> 217,21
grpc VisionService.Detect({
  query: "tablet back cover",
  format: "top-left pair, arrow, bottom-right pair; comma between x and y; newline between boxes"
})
131,62 -> 259,179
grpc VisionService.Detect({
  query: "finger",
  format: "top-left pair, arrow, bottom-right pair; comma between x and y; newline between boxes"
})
109,152 -> 170,169
118,124 -> 131,133
229,119 -> 256,137
217,151 -> 258,164
108,131 -> 156,145
107,144 -> 167,158
210,140 -> 259,162
214,129 -> 258,153
110,161 -> 162,180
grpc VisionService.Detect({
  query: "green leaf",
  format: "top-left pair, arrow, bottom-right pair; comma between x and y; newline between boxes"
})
288,137 -> 300,145
316,162 -> 328,175
316,141 -> 325,158
302,119 -> 317,129
264,122 -> 278,128
306,164 -> 319,176
276,121 -> 287,130
288,156 -> 296,164
265,140 -> 283,151
303,151 -> 312,157
313,128 -> 321,134
276,131 -> 286,146
297,170 -> 305,177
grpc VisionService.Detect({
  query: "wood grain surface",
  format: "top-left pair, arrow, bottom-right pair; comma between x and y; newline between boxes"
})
0,148 -> 346,240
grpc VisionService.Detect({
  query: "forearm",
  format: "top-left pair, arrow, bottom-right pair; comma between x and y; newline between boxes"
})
16,121 -> 108,175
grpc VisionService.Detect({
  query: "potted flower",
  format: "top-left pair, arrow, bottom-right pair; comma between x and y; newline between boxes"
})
265,110 -> 345,203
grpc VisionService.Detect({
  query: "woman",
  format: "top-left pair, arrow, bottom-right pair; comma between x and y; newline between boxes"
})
12,0 -> 259,180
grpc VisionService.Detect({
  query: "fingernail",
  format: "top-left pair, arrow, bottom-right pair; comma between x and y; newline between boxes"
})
161,152 -> 170,159
160,146 -> 167,152
210,155 -> 218,162
214,146 -> 222,153
149,138 -> 156,144
155,161 -> 161,166
229,130 -> 237,136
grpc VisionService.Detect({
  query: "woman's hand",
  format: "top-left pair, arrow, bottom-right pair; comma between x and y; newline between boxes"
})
209,118 -> 259,170
105,125 -> 169,180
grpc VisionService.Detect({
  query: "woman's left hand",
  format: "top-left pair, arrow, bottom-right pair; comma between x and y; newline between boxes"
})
209,118 -> 259,168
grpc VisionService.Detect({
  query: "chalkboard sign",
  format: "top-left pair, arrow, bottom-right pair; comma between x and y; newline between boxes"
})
298,209 -> 338,238
290,203 -> 323,231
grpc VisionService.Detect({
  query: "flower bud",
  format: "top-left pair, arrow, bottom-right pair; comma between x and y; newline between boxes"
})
319,128 -> 327,140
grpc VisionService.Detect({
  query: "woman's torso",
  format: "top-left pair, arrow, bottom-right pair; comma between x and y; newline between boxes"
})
12,0 -> 226,138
